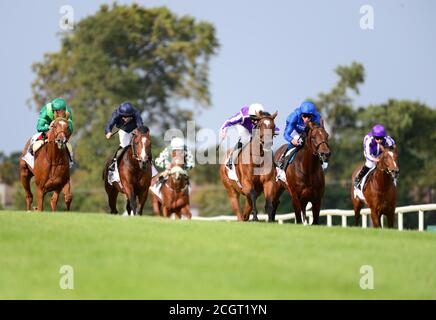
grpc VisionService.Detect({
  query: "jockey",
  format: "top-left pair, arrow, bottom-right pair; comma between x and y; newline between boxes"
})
155,137 -> 195,184
277,101 -> 321,170
219,103 -> 280,169
354,124 -> 396,188
105,102 -> 143,171
27,98 -> 74,164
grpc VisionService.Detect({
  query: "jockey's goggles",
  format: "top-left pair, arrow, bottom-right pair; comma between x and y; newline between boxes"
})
301,113 -> 313,119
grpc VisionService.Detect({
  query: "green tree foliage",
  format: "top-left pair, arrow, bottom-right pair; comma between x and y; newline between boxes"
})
29,3 -> 219,212
0,152 -> 21,185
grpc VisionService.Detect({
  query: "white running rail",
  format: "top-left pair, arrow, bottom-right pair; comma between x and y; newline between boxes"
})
191,203 -> 436,231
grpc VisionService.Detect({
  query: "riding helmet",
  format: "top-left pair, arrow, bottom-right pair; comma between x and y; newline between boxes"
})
118,102 -> 135,116
52,98 -> 67,111
300,101 -> 317,115
371,124 -> 387,137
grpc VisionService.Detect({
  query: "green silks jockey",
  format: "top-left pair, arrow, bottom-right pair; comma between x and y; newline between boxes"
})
22,98 -> 74,168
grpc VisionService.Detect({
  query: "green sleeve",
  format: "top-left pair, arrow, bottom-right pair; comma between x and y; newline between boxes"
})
66,106 -> 73,133
36,105 -> 50,132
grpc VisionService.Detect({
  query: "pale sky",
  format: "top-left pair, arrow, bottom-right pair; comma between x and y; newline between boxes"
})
1,0 -> 435,154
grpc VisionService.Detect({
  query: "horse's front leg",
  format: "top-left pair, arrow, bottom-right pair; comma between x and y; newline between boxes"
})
263,181 -> 276,223
181,205 -> 192,219
36,187 -> 45,212
124,186 -> 137,216
370,208 -> 381,228
249,189 -> 258,221
62,181 -> 73,211
311,199 -> 321,225
50,189 -> 61,212
137,188 -> 149,216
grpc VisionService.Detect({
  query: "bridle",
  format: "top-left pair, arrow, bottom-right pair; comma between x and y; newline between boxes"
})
307,127 -> 330,162
48,118 -> 70,149
165,167 -> 189,193
252,116 -> 276,153
130,132 -> 151,169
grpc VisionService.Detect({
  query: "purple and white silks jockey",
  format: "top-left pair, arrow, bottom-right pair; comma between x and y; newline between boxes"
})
363,132 -> 396,168
220,106 -> 280,145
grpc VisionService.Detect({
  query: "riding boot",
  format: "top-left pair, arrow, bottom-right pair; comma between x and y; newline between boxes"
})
278,145 -> 297,171
109,146 -> 123,171
227,140 -> 243,170
354,165 -> 370,188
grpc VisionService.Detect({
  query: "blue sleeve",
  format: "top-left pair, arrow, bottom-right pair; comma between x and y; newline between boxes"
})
283,112 -> 298,143
104,111 -> 119,134
135,111 -> 143,129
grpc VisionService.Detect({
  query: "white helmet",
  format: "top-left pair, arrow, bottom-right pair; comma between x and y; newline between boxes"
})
248,103 -> 265,116
170,137 -> 185,150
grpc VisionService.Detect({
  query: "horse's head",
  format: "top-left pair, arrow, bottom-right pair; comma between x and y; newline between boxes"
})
131,126 -> 151,170
252,111 -> 278,151
47,118 -> 71,149
305,121 -> 331,163
167,165 -> 189,191
378,145 -> 400,180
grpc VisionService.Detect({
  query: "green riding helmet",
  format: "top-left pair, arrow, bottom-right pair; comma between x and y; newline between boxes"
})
52,98 -> 67,111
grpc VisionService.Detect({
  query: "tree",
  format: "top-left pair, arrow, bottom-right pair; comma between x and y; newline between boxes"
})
29,3 -> 219,212
0,151 -> 21,185
312,62 -> 365,191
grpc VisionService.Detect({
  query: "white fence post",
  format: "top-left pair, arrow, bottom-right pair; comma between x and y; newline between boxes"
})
419,210 -> 424,232
342,215 -> 347,227
398,212 -> 403,231
362,214 -> 367,228
327,214 -> 332,227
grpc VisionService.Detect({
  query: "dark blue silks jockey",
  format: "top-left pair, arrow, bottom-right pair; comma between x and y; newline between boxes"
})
105,102 -> 144,171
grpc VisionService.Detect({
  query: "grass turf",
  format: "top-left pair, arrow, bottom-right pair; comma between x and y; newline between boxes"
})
0,210 -> 435,299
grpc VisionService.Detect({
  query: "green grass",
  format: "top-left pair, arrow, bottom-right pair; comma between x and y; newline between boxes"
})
1,210 -> 435,299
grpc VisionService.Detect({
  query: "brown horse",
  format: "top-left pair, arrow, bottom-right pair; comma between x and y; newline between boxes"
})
273,121 -> 331,224
151,163 -> 192,219
220,111 -> 278,222
103,126 -> 152,215
351,145 -> 399,228
19,118 -> 72,211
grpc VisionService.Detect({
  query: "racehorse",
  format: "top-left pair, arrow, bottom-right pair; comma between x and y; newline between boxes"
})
19,117 -> 72,211
220,111 -> 278,222
351,145 -> 399,228
273,121 -> 331,224
103,126 -> 152,215
150,161 -> 192,219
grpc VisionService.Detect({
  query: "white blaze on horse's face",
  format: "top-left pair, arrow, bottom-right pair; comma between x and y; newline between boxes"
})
388,151 -> 398,168
263,120 -> 271,127
140,137 -> 147,161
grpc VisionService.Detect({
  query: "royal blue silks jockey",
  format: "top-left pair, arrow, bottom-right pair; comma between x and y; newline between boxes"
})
220,103 -> 280,169
277,101 -> 322,170
104,102 -> 144,171
354,124 -> 396,188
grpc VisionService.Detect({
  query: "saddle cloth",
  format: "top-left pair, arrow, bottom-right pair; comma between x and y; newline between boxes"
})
108,162 -> 158,188
353,167 -> 376,201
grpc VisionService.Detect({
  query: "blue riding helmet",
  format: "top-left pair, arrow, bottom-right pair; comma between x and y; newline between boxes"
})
118,102 -> 135,116
300,101 -> 317,115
